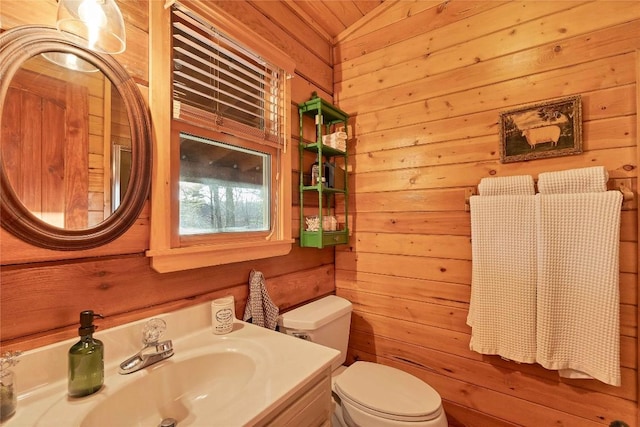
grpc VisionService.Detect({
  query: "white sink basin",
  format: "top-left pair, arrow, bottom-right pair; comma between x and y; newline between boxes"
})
8,303 -> 339,427
81,351 -> 258,426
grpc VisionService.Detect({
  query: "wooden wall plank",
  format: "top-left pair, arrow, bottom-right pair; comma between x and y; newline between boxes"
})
291,1 -> 350,39
337,251 -> 471,284
1,245 -> 334,347
336,1 -> 640,425
338,1 -> 640,85
2,262 -> 335,354
351,187 -> 471,212
349,309 -> 637,370
351,84 -> 636,156
0,0 -> 57,28
336,0 -> 504,69
352,53 -> 637,134
337,269 -> 470,309
345,232 -> 472,259
208,0 -> 333,92
336,1 -> 592,81
339,20 -> 640,109
351,114 -> 636,174
335,0 -> 435,43
351,0 -> 384,17
249,1 -> 331,61
350,210 -> 472,235
340,288 -> 470,333
352,146 -> 636,193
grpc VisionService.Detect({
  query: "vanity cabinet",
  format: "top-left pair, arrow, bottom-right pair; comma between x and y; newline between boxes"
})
299,94 -> 349,248
259,367 -> 333,427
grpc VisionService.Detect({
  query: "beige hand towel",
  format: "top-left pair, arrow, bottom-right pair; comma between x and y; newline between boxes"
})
535,191 -> 622,386
477,174 -> 536,196
468,193 -> 537,363
537,166 -> 608,194
243,270 -> 279,330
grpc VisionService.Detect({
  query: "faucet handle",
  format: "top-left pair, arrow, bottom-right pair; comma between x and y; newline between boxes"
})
142,318 -> 167,345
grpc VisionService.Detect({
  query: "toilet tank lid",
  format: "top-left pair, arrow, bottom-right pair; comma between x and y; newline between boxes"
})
277,295 -> 352,330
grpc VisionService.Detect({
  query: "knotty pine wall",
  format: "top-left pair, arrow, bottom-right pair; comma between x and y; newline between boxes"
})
0,1 -> 339,353
334,1 -> 639,426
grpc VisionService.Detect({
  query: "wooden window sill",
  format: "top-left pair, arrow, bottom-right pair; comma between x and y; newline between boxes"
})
146,240 -> 294,273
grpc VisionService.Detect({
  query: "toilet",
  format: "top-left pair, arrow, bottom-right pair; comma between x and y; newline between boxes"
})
277,295 -> 448,427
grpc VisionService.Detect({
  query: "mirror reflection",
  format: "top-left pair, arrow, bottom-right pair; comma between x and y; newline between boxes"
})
1,54 -> 132,230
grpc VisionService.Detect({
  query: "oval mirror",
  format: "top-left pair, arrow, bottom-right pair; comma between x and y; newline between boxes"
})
0,26 -> 152,250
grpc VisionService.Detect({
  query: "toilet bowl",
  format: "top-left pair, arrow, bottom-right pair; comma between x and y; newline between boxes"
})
277,296 -> 447,427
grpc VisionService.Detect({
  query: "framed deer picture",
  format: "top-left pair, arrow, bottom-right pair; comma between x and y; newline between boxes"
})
499,95 -> 582,163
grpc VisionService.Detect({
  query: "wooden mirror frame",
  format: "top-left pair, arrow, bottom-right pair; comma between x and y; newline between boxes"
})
0,26 -> 152,250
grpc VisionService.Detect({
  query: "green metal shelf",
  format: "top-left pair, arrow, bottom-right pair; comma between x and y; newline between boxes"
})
298,95 -> 349,124
300,230 -> 349,248
300,142 -> 345,157
301,185 -> 346,194
298,93 -> 349,249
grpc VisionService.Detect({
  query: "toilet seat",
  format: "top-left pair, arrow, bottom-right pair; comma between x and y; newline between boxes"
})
334,362 -> 443,422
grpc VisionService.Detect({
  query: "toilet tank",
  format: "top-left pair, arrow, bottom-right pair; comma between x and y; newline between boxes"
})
277,296 -> 352,369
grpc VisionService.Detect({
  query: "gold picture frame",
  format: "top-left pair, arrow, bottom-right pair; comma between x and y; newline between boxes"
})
499,95 -> 582,163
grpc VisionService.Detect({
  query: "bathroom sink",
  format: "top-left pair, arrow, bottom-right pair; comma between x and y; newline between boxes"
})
80,352 -> 258,426
10,303 -> 340,427
33,337 -> 270,427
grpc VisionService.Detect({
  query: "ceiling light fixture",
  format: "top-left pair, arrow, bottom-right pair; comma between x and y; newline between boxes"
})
56,0 -> 126,54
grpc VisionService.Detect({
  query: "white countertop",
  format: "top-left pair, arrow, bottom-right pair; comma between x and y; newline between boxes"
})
3,301 -> 339,426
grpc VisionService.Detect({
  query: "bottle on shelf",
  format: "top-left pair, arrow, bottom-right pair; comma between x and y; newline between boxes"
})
311,156 -> 325,186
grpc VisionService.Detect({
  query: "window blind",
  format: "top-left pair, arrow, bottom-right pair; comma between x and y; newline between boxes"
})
171,4 -> 283,145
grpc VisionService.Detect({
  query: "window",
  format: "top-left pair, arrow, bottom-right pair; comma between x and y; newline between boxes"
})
171,5 -> 280,243
147,1 -> 294,272
178,132 -> 271,236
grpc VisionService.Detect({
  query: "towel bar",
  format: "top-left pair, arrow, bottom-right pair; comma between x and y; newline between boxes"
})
464,180 -> 635,211
464,187 -> 478,212
617,180 -> 634,202
615,179 -> 635,211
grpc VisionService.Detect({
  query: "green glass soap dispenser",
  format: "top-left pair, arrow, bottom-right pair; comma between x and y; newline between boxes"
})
68,310 -> 104,397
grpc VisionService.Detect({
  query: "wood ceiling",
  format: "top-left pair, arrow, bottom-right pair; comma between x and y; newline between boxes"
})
280,0 -> 385,40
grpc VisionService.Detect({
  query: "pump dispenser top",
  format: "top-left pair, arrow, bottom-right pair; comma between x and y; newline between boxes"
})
68,310 -> 104,397
78,310 -> 99,336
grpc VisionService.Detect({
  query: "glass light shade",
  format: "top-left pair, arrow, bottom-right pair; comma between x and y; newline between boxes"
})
56,0 -> 126,54
40,51 -> 100,72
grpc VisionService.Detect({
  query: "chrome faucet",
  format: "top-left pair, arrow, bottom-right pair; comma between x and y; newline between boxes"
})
119,318 -> 174,375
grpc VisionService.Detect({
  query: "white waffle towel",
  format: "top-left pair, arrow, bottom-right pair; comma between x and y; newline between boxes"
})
478,175 -> 536,196
535,190 -> 622,386
537,166 -> 608,194
243,270 -> 279,330
468,175 -> 537,362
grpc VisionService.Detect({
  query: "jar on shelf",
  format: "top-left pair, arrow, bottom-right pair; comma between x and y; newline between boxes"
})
305,215 -> 320,231
322,215 -> 337,231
